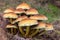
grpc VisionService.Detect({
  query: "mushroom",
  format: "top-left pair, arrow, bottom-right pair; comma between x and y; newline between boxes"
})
3,13 -> 18,24
12,16 -> 28,24
4,8 -> 15,13
28,14 -> 48,37
46,23 -> 60,35
45,23 -> 54,31
25,8 -> 39,17
44,23 -> 54,35
29,14 -> 48,21
29,22 -> 46,37
6,24 -> 17,35
16,2 -> 31,11
18,19 -> 38,37
14,8 -> 25,16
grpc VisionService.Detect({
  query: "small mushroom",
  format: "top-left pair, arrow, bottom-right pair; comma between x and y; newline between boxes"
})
25,8 -> 39,16
16,2 -> 31,11
14,8 -> 25,16
44,23 -> 54,35
18,19 -> 38,37
29,22 -> 46,37
6,24 -> 17,35
3,13 -> 18,24
45,23 -> 54,31
4,8 -> 15,13
12,16 -> 28,24
29,14 -> 48,21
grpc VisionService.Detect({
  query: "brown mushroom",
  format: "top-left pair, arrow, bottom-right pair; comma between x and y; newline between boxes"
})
14,8 -> 25,16
4,8 -> 15,13
25,8 -> 39,16
3,13 -> 18,24
29,14 -> 48,21
18,19 -> 38,37
6,24 -> 17,35
29,22 -> 46,37
16,2 -> 31,11
12,16 -> 28,24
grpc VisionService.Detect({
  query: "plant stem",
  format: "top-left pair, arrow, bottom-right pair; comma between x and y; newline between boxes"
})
29,29 -> 40,37
25,26 -> 30,37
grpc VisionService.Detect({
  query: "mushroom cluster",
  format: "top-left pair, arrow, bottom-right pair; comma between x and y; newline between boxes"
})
3,2 -> 54,38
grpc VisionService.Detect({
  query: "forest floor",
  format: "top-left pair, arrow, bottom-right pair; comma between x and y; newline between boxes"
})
0,0 -> 60,40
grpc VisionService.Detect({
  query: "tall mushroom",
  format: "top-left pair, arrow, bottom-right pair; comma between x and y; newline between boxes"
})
12,16 -> 28,35
18,19 -> 38,37
16,2 -> 31,11
29,22 -> 46,37
3,13 -> 18,24
29,15 -> 48,37
6,24 -> 17,35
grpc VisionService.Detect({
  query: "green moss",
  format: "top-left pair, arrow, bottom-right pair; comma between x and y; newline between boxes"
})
37,4 -> 60,23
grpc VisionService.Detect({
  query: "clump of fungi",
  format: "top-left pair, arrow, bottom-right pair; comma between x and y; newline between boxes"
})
3,2 -> 57,38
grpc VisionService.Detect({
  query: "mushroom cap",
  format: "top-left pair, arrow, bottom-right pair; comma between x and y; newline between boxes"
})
16,2 -> 31,9
25,8 -> 39,15
45,23 -> 54,31
34,22 -> 46,29
29,15 -> 48,20
12,16 -> 28,24
6,24 -> 17,28
3,13 -> 18,18
4,8 -> 15,13
18,19 -> 38,27
14,8 -> 25,14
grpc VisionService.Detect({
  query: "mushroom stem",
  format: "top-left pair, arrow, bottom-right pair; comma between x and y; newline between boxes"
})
25,26 -> 30,37
29,29 -> 40,37
10,19 -> 12,24
11,28 -> 13,34
14,28 -> 16,34
39,31 -> 45,36
19,27 -> 25,36
30,29 -> 35,34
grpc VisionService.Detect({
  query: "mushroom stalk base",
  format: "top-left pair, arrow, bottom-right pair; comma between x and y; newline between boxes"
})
19,27 -> 25,36
25,26 -> 30,37
29,29 -> 40,37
